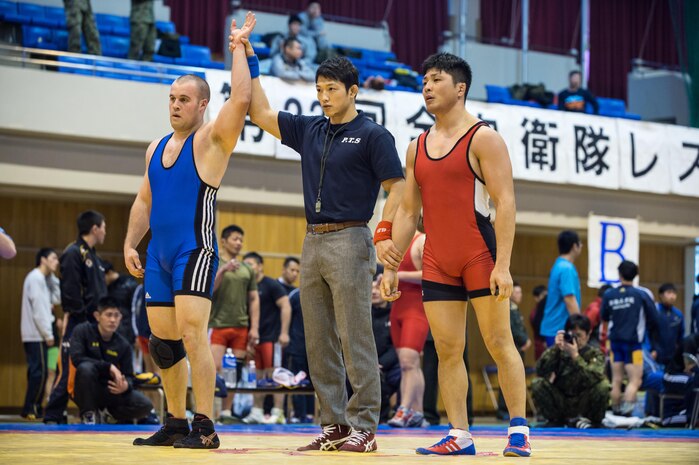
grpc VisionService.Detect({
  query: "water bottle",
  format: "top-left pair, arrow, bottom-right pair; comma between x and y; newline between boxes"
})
222,348 -> 237,388
247,360 -> 257,388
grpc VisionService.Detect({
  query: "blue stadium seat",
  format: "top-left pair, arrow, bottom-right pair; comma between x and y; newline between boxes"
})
175,44 -> 218,67
153,54 -> 175,64
598,97 -> 626,117
19,2 -> 46,25
621,113 -> 641,120
3,0 -> 32,24
94,59 -> 128,80
178,35 -> 190,44
0,1 -> 17,20
58,55 -> 92,75
43,6 -> 66,28
112,62 -> 160,83
102,35 -> 129,58
95,13 -> 129,36
53,28 -> 68,50
485,85 -> 512,104
21,25 -> 56,49
156,20 -> 176,34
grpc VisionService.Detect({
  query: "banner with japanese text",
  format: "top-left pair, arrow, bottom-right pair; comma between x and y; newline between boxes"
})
204,70 -> 699,198
587,215 -> 640,288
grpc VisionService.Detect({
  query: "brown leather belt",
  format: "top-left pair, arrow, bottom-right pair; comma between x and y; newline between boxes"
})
306,221 -> 367,235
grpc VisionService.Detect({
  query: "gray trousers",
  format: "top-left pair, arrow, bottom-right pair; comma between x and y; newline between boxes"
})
300,226 -> 381,432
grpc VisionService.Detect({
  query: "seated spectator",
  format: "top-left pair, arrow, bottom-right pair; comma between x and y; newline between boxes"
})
69,297 -> 152,424
369,273 -> 401,423
601,260 -> 659,416
271,38 -> 316,82
104,261 -> 138,347
584,284 -> 611,352
270,15 -> 317,64
363,75 -> 386,91
298,1 -> 330,59
654,334 -> 699,425
558,70 -> 599,114
531,314 -> 609,428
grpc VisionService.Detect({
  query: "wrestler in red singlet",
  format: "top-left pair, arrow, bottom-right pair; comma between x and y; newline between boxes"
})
414,121 -> 495,300
389,233 -> 428,352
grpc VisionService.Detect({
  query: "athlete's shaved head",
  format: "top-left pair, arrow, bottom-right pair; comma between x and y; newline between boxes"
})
174,74 -> 211,101
422,52 -> 473,98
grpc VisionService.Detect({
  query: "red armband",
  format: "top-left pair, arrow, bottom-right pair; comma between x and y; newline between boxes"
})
373,221 -> 393,244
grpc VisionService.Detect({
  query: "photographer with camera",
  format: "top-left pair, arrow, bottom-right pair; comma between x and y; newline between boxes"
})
531,314 -> 609,428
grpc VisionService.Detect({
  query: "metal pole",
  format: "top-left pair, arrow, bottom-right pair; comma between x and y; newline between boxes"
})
522,0 -> 529,84
459,0 -> 467,58
581,0 -> 590,87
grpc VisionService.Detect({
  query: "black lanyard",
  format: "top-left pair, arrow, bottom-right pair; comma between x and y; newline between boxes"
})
315,121 -> 350,213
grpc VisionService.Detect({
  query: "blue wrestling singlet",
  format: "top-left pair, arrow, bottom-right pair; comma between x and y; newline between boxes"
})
145,131 -> 219,306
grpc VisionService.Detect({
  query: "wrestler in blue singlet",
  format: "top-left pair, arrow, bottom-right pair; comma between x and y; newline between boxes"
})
145,131 -> 219,306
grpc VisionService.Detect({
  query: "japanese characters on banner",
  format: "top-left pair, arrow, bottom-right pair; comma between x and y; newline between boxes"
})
587,215 -> 639,288
204,70 -> 699,198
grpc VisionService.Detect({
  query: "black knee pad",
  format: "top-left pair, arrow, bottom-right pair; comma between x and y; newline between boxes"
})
148,335 -> 186,369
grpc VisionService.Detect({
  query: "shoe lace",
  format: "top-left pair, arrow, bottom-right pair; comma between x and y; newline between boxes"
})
345,430 -> 370,446
508,433 -> 526,448
311,424 -> 336,444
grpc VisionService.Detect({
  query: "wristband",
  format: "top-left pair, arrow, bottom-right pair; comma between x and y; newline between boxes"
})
247,54 -> 260,79
373,221 -> 393,244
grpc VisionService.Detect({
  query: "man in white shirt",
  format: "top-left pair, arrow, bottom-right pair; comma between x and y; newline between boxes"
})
21,248 -> 59,419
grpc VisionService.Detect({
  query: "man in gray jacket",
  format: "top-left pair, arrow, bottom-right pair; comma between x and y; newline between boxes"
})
21,248 -> 59,419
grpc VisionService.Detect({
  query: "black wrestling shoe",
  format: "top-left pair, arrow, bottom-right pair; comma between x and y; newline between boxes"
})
173,414 -> 220,449
133,415 -> 189,446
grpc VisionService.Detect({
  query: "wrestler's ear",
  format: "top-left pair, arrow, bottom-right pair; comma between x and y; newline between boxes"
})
349,84 -> 359,100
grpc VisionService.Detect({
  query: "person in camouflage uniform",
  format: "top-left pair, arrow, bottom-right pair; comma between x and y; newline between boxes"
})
531,314 -> 610,426
128,0 -> 155,61
63,0 -> 101,55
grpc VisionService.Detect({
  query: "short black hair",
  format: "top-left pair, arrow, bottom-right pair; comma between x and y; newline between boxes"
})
618,260 -> 638,281
243,251 -> 263,265
565,313 -> 591,333
421,52 -> 473,98
513,281 -> 521,288
598,284 -> 612,297
569,70 -> 581,79
288,14 -> 302,25
77,210 -> 105,236
97,296 -> 119,313
283,37 -> 300,50
283,256 -> 300,268
316,56 -> 359,92
35,247 -> 56,267
221,224 -> 244,240
659,282 -> 676,294
557,230 -> 580,254
532,285 -> 547,298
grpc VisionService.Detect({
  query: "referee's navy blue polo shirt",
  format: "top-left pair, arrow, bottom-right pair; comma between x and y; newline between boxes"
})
278,109 -> 404,224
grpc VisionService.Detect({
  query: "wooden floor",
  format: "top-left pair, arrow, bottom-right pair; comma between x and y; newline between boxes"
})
0,424 -> 697,465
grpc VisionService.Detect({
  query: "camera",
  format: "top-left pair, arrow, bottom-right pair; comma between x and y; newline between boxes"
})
563,332 -> 576,344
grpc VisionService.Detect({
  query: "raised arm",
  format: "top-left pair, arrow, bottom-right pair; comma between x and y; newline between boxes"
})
124,141 -> 156,278
473,127 -> 516,301
210,14 -> 254,155
234,35 -> 282,139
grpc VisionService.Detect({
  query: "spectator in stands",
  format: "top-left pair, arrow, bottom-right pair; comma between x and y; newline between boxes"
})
271,15 -> 317,65
363,75 -> 386,91
369,274 -> 401,423
540,231 -> 582,347
20,248 -> 59,420
69,297 -> 152,424
650,283 -> 685,367
271,37 -> 316,82
210,224 -> 259,420
278,256 -> 300,294
530,285 -> 547,360
601,260 -> 659,416
64,0 -> 101,55
531,314 -> 609,428
558,70 -> 598,114
286,287 -> 314,423
242,252 -> 291,425
44,210 -> 107,424
692,275 -> 699,335
104,261 -> 139,347
128,0 -> 156,62
0,227 -> 16,259
298,1 -> 329,58
584,284 -> 612,352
